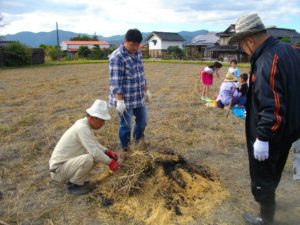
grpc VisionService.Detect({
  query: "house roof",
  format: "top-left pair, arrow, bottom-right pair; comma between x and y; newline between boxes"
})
217,24 -> 235,37
218,25 -> 300,39
62,41 -> 109,45
145,32 -> 185,42
207,45 -> 241,52
67,48 -> 78,52
266,28 -> 300,38
185,33 -> 218,46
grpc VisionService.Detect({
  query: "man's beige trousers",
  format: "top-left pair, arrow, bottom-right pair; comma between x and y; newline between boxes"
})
51,154 -> 94,185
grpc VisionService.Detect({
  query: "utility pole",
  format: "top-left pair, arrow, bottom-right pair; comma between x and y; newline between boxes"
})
56,22 -> 60,63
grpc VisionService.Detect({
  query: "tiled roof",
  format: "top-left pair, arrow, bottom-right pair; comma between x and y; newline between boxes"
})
266,28 -> 300,38
67,48 -> 78,52
185,33 -> 218,46
217,24 -> 235,37
217,25 -> 300,39
145,32 -> 185,41
207,45 -> 241,52
63,41 -> 109,45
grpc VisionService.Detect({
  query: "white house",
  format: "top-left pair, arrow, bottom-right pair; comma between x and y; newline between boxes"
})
60,40 -> 110,55
145,32 -> 185,58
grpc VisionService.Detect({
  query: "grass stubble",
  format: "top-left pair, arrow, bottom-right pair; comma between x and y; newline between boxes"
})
0,63 -> 296,225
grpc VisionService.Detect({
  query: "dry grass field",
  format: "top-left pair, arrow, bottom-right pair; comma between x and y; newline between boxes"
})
0,63 -> 299,225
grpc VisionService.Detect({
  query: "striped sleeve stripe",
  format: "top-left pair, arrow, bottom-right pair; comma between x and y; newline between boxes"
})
269,54 -> 282,132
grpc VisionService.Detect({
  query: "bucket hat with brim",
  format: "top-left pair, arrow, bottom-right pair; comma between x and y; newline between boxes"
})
228,14 -> 275,45
224,73 -> 237,82
86,99 -> 111,120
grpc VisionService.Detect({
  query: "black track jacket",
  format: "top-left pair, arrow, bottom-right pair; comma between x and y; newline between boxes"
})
246,36 -> 300,144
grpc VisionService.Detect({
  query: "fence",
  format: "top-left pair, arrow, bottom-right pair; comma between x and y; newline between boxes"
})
0,47 -> 45,66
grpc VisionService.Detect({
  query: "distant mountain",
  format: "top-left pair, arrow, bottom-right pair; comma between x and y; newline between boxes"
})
3,30 -> 79,47
3,29 -> 208,47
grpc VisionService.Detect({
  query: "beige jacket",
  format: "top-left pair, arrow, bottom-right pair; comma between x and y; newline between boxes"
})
49,118 -> 111,170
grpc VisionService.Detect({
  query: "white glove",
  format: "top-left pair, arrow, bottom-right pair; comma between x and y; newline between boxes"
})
234,82 -> 239,89
253,138 -> 269,161
116,100 -> 126,115
145,90 -> 152,102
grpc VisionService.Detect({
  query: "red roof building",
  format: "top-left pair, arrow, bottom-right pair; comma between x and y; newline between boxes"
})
60,40 -> 110,53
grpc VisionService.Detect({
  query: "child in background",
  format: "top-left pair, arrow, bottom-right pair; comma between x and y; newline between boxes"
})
216,72 -> 239,109
231,72 -> 249,107
200,61 -> 222,100
228,59 -> 240,79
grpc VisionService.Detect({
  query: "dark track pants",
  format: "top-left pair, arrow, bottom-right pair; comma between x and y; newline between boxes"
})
247,138 -> 292,221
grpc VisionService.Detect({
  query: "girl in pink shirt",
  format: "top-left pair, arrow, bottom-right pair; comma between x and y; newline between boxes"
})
200,62 -> 222,100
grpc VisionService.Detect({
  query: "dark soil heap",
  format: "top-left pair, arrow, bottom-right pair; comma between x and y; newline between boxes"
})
90,150 -> 228,225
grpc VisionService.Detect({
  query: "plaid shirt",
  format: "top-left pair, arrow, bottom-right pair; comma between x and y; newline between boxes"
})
109,44 -> 147,109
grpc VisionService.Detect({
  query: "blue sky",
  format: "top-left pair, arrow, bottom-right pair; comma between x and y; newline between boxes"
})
1,0 -> 300,36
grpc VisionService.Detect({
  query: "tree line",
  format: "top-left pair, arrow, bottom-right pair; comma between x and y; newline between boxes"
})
1,37 -> 298,67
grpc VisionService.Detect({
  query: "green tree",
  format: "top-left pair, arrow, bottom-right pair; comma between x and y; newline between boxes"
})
92,34 -> 99,41
48,46 -> 62,60
3,42 -> 32,66
39,44 -> 48,49
39,44 -> 62,60
70,34 -> 93,41
280,37 -> 291,43
167,46 -> 184,59
78,46 -> 91,58
91,45 -> 102,59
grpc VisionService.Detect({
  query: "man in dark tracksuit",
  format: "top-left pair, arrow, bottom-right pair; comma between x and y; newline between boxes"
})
229,14 -> 300,225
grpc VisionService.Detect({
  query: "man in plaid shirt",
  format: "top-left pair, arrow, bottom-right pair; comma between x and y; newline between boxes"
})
109,29 -> 151,153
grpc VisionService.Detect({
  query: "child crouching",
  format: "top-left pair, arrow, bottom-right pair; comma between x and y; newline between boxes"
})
216,73 -> 239,109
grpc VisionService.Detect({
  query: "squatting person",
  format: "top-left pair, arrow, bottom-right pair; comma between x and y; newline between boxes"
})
49,99 -> 120,195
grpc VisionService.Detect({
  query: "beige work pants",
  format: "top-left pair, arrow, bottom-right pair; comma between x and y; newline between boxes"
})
51,154 -> 94,185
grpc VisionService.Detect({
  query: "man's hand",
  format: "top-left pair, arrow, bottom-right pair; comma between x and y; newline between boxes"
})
145,89 -> 152,102
253,138 -> 269,161
108,160 -> 120,172
105,150 -> 118,161
116,100 -> 126,115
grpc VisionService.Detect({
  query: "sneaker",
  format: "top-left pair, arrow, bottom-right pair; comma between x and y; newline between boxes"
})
66,182 -> 94,195
201,96 -> 206,101
243,212 -> 271,225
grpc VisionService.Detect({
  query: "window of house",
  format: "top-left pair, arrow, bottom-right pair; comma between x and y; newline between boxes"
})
152,39 -> 157,45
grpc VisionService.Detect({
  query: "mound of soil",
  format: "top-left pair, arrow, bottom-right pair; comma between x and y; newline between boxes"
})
90,150 -> 228,225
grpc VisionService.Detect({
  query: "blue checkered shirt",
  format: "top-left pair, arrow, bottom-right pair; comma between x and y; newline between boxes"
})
109,45 -> 147,109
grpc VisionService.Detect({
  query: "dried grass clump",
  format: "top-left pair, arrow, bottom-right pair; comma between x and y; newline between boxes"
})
92,148 -> 228,225
109,150 -> 156,195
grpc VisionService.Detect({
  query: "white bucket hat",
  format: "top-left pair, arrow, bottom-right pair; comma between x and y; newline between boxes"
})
86,99 -> 111,121
228,14 -> 274,45
224,72 -> 237,82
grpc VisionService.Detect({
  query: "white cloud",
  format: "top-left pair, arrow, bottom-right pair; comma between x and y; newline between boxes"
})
1,0 -> 300,36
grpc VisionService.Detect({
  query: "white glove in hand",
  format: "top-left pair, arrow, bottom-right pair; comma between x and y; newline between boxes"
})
145,90 -> 152,102
253,138 -> 269,161
116,100 -> 126,115
234,82 -> 239,89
